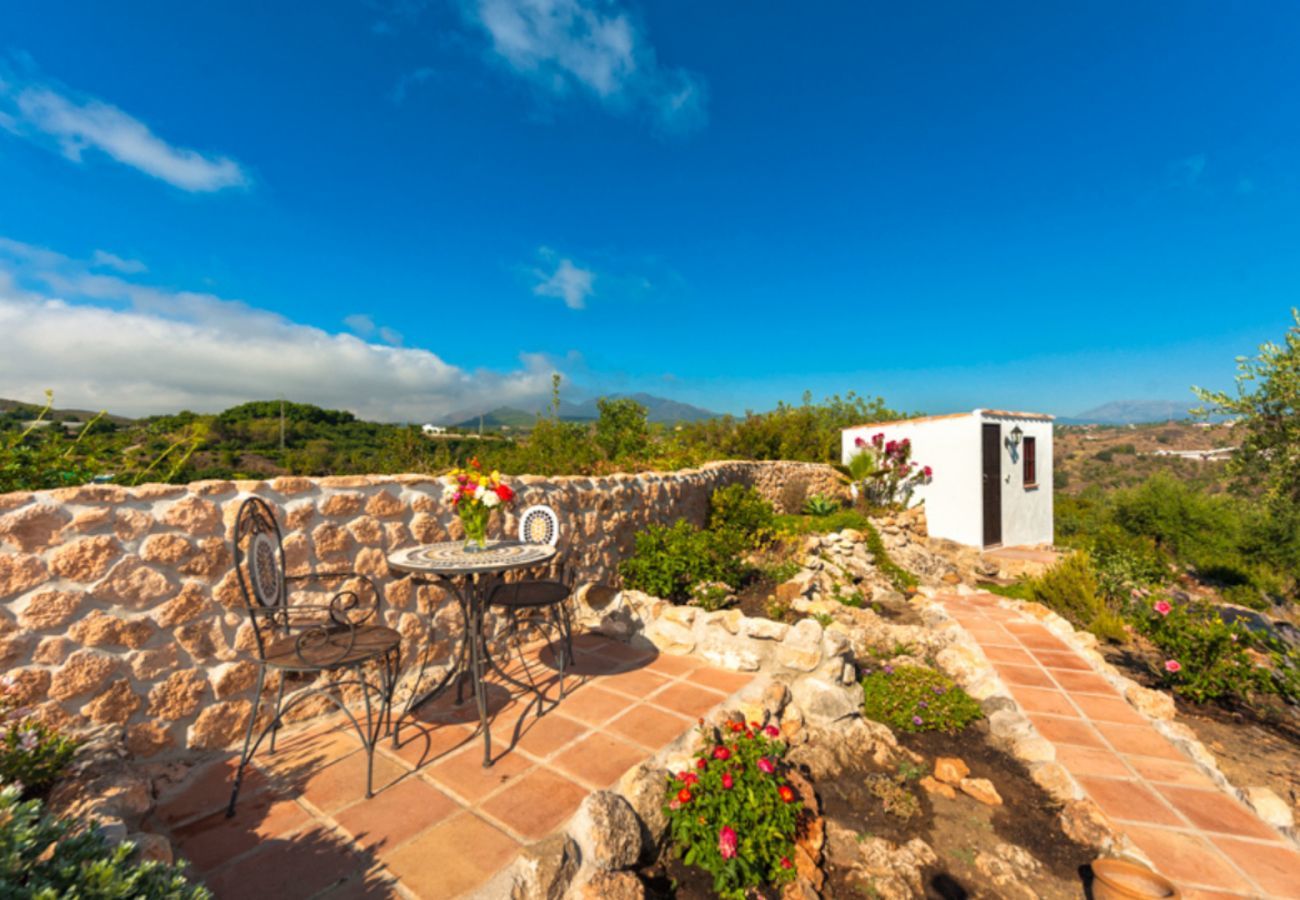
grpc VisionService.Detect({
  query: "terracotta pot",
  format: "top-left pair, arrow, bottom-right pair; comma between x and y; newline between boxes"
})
1090,858 -> 1180,900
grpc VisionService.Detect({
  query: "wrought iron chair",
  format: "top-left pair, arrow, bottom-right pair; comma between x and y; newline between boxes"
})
226,497 -> 401,816
487,505 -> 574,709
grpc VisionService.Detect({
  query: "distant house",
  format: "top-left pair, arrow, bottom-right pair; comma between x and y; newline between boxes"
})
842,409 -> 1054,549
421,424 -> 447,436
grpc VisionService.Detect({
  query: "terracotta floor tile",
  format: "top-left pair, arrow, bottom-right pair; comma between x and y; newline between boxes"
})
554,684 -> 634,725
593,641 -> 660,667
1124,825 -> 1255,893
408,680 -> 517,727
334,777 -> 460,853
980,645 -> 1038,666
478,766 -> 589,841
1075,775 -> 1183,826
605,704 -> 694,749
292,749 -> 409,815
644,652 -> 707,677
157,757 -> 268,826
1210,836 -> 1300,898
1157,785 -> 1282,841
1049,669 -> 1122,697
1009,685 -> 1079,716
563,650 -> 636,677
1015,632 -> 1073,652
1179,890 -> 1256,900
171,793 -> 313,873
649,682 -> 728,718
551,731 -> 648,788
1031,649 -> 1094,671
423,742 -> 533,804
382,812 -> 521,899
596,667 -> 673,699
497,710 -> 590,759
994,663 -> 1058,689
384,721 -> 476,771
1097,723 -> 1187,761
962,624 -> 1018,645
1118,825 -> 1255,892
256,725 -> 365,778
1053,745 -> 1132,779
313,865 -> 402,900
1071,693 -> 1148,725
686,666 -> 754,695
1029,714 -> 1107,749
204,824 -> 367,900
1125,757 -> 1217,789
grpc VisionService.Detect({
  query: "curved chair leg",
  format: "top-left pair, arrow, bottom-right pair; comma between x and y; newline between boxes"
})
227,666 -> 267,817
267,676 -> 286,753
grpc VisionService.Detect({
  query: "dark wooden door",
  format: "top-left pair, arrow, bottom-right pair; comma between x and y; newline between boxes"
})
981,423 -> 1002,546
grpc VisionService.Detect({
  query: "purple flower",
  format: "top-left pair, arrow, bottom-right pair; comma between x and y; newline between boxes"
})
932,686 -> 945,695
917,701 -> 929,709
912,716 -> 924,726
882,665 -> 894,675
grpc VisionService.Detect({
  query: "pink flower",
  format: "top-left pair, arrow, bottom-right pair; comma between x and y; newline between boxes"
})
718,826 -> 738,859
721,773 -> 734,790
764,724 -> 780,738
1154,600 -> 1172,616
872,433 -> 885,447
1164,659 -> 1182,673
757,757 -> 775,775
854,436 -> 866,448
712,746 -> 731,761
923,466 -> 933,478
682,772 -> 699,787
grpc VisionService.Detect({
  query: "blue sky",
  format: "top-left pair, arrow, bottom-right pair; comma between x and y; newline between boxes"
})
3,1 -> 1299,421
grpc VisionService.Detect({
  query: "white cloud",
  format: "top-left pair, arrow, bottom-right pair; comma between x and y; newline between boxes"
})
463,0 -> 706,131
532,251 -> 595,309
91,249 -> 147,274
0,238 -> 559,421
344,313 -> 404,346
0,61 -> 249,192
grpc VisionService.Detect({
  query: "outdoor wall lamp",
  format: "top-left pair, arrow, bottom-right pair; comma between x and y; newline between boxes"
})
1008,425 -> 1023,449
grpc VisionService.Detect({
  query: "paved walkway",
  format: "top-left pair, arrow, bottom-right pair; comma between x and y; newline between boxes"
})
150,634 -> 755,899
942,592 -> 1300,899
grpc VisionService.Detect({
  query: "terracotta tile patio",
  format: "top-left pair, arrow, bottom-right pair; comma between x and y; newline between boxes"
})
152,634 -> 756,899
942,592 -> 1300,899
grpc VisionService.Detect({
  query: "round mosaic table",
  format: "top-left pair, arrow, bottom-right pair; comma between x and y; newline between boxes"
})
388,540 -> 556,767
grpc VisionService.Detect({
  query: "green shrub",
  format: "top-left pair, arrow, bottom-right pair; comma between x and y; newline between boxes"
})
663,724 -> 801,899
772,509 -> 872,536
862,522 -> 919,594
1026,552 -> 1122,640
708,485 -> 775,547
0,785 -> 210,898
1134,597 -> 1266,703
690,582 -> 734,612
619,521 -> 749,603
861,665 -> 982,734
1,679 -> 78,799
801,494 -> 839,517
761,559 -> 802,584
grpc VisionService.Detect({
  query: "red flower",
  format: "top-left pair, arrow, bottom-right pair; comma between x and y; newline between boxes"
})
854,436 -> 866,447
764,724 -> 780,737
923,466 -> 933,478
696,757 -> 707,770
712,746 -> 731,761
677,788 -> 693,804
721,773 -> 734,790
729,721 -> 743,733
718,826 -> 738,860
495,483 -> 515,502
757,757 -> 775,774
781,857 -> 793,870
682,772 -> 699,787
778,785 -> 795,803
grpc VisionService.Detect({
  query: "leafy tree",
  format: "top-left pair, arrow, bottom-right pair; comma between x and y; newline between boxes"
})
594,397 -> 649,461
1194,309 -> 1300,507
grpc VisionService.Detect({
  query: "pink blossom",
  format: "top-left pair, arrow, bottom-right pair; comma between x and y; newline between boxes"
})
854,436 -> 866,447
721,773 -> 734,790
1164,659 -> 1182,673
764,724 -> 780,737
718,826 -> 738,859
923,466 -> 933,478
757,757 -> 776,774
1154,600 -> 1172,616
712,746 -> 731,761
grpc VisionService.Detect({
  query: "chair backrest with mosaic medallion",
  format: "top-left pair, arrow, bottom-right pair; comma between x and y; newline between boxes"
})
517,504 -> 561,547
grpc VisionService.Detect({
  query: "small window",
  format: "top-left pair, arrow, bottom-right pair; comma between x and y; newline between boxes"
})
1023,436 -> 1037,487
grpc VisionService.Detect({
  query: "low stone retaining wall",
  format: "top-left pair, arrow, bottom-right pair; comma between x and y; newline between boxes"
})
0,460 -> 842,758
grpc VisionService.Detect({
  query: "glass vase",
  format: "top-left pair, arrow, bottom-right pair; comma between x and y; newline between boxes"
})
459,503 -> 490,553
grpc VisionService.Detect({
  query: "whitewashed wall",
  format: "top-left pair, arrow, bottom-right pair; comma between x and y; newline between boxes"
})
842,411 -> 1053,548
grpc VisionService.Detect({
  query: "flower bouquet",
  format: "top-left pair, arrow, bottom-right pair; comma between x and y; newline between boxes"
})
443,458 -> 515,552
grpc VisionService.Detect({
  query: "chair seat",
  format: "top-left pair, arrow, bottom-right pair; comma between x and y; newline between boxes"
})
262,624 -> 401,670
489,581 -> 571,609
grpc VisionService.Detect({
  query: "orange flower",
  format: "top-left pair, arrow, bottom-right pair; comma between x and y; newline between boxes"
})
778,785 -> 795,803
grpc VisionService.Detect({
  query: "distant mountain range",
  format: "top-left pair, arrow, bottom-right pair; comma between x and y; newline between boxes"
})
446,392 -> 720,429
1060,399 -> 1195,425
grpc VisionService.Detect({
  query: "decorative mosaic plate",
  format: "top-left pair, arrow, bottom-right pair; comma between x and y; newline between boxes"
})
387,540 -> 556,576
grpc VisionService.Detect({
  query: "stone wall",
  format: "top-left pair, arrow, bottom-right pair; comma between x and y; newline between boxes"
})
0,460 -> 841,758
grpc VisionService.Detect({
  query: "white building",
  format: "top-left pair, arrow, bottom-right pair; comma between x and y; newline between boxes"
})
421,424 -> 448,436
841,409 -> 1054,549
